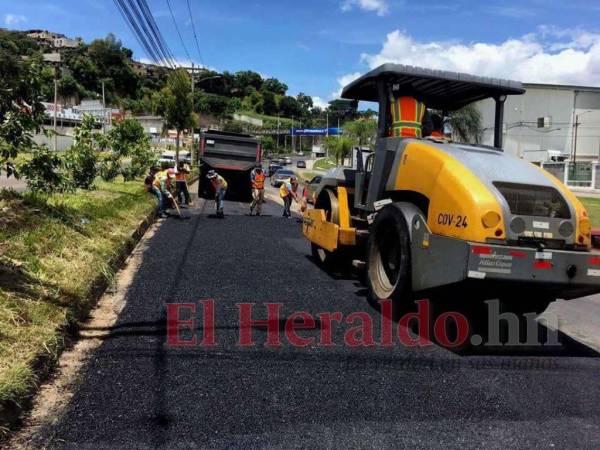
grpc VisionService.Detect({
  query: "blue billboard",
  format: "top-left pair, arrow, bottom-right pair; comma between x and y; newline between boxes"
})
291,127 -> 342,136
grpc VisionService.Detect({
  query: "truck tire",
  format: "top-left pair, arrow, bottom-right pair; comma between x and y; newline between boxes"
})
366,203 -> 411,317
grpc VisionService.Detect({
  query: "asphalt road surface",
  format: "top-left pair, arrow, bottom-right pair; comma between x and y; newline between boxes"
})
21,193 -> 600,449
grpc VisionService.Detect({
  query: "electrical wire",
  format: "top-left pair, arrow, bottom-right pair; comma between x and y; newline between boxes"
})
165,0 -> 193,65
186,0 -> 205,66
114,0 -> 163,65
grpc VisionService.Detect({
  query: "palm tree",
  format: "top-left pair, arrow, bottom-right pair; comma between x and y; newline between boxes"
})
446,104 -> 483,144
324,136 -> 354,166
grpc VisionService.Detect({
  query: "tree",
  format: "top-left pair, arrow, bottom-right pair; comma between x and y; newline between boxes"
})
262,78 -> 288,96
446,104 -> 483,143
261,136 -> 276,155
324,136 -> 355,166
65,115 -> 101,190
296,93 -> 313,118
328,99 -> 359,123
279,96 -> 302,117
154,69 -> 196,163
234,70 -> 263,96
344,119 -> 377,148
262,91 -> 278,116
0,54 -> 45,162
18,143 -> 72,193
195,92 -> 232,118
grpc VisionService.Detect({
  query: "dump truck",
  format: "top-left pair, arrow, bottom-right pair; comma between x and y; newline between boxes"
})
303,64 -> 600,344
198,130 -> 261,201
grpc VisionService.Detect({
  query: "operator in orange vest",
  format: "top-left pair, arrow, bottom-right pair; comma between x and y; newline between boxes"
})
390,95 -> 426,138
250,166 -> 266,216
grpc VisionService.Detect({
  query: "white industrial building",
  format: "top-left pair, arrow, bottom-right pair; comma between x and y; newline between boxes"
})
478,83 -> 600,190
478,83 -> 600,162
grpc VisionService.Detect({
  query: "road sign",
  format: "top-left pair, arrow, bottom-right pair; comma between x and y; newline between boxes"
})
291,127 -> 342,136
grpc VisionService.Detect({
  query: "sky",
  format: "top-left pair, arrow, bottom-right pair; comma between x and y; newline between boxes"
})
3,0 -> 600,109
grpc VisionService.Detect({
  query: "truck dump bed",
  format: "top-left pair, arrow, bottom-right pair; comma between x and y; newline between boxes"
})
199,131 -> 261,201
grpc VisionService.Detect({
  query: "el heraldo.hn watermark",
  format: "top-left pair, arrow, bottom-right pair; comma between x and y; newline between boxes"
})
166,299 -> 561,348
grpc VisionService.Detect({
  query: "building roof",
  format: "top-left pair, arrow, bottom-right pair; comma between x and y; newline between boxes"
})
342,64 -> 525,111
523,82 -> 600,94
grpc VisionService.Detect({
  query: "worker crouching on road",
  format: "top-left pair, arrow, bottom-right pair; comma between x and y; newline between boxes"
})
175,162 -> 192,208
149,165 -> 176,219
280,176 -> 299,218
250,166 -> 266,216
207,170 -> 228,218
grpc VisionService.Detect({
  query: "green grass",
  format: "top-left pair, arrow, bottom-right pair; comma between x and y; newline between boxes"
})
313,157 -> 337,171
298,171 -> 318,182
0,179 -> 155,420
579,197 -> 600,228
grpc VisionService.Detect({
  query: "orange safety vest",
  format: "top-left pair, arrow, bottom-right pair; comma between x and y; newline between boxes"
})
252,173 -> 266,189
430,130 -> 444,138
391,96 -> 426,138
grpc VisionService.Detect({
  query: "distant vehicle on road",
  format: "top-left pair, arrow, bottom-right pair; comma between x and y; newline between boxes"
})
296,160 -> 306,168
180,151 -> 192,164
268,164 -> 283,177
306,175 -> 322,204
284,157 -> 292,165
277,158 -> 286,165
270,169 -> 295,187
198,130 -> 261,201
159,152 -> 176,167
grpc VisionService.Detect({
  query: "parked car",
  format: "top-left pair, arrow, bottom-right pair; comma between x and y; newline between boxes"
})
268,164 -> 283,177
158,153 -> 176,167
277,158 -> 286,165
296,160 -> 306,169
270,169 -> 295,187
284,157 -> 292,165
306,175 -> 322,204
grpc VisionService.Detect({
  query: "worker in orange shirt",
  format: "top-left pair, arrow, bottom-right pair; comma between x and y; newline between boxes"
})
250,166 -> 266,216
175,162 -> 192,207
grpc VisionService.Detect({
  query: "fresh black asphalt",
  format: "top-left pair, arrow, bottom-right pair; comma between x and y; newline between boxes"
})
26,195 -> 600,449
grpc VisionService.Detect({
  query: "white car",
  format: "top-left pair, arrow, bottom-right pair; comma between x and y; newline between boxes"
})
284,157 -> 292,165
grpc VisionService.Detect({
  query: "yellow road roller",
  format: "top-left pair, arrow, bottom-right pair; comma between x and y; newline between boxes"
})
303,64 -> 599,331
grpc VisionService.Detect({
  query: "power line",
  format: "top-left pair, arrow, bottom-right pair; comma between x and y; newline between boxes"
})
114,0 -> 163,65
132,0 -> 175,67
165,0 -> 192,64
113,0 -> 177,68
136,0 -> 177,66
186,0 -> 205,66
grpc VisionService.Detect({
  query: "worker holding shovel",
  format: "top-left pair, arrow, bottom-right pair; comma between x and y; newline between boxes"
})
207,170 -> 228,218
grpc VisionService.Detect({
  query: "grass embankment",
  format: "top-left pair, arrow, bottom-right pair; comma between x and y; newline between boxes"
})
0,180 -> 155,431
312,157 -> 337,171
579,197 -> 600,227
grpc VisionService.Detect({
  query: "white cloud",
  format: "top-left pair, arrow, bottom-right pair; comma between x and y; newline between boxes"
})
350,28 -> 600,87
4,14 -> 27,26
311,96 -> 330,110
341,0 -> 389,16
331,72 -> 362,99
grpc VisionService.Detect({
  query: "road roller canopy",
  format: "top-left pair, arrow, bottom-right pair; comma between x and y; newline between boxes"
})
341,64 -> 525,111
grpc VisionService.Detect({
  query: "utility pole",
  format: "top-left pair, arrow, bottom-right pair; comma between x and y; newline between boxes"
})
291,116 -> 295,153
53,75 -> 58,152
277,113 -> 280,149
101,80 -> 106,134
